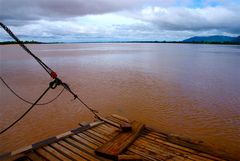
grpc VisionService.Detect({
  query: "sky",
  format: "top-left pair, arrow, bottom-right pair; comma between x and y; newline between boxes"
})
0,0 -> 240,42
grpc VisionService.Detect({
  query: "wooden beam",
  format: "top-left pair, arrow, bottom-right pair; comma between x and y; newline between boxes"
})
98,116 -> 121,128
95,121 -> 145,160
111,114 -> 130,123
99,116 -> 132,132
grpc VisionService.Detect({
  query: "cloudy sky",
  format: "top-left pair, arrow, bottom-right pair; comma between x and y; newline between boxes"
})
0,0 -> 240,42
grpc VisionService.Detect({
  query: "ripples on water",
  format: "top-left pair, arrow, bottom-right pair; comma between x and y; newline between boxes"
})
0,43 -> 240,159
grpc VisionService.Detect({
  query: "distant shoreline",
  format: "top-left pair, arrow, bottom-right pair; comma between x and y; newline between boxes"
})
0,41 -> 60,45
0,40 -> 239,45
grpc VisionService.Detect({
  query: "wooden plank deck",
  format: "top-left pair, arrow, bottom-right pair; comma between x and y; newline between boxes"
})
0,115 -> 232,161
95,121 -> 145,160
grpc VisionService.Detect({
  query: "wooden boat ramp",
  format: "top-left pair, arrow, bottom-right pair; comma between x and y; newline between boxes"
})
0,114 -> 231,161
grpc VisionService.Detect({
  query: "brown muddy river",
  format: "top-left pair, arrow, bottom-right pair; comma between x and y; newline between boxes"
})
0,43 -> 240,159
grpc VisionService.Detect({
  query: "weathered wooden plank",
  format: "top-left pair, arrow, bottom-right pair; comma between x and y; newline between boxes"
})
51,142 -> 87,161
133,138 -> 177,157
138,136 -> 195,157
140,135 -> 215,161
142,134 -> 192,152
35,148 -> 60,161
65,138 -> 95,155
91,126 -> 119,139
58,140 -> 99,161
105,116 -> 132,132
142,130 -> 168,140
86,129 -> 110,141
95,121 -> 145,160
27,152 -> 46,161
71,134 -> 98,149
11,145 -> 32,156
144,134 -> 197,153
127,147 -> 158,161
118,154 -> 142,161
98,124 -> 118,133
101,122 -> 118,129
83,131 -> 107,144
99,116 -> 132,132
106,116 -> 128,125
71,120 -> 103,134
130,144 -> 169,161
95,124 -> 121,138
43,146 -> 72,161
132,137 -> 201,161
98,116 -> 121,128
124,151 -> 150,161
30,123 -> 100,151
111,114 -> 130,123
128,144 -> 174,161
168,156 -> 190,161
144,128 -> 226,161
97,126 -> 119,136
92,126 -> 113,135
65,138 -> 112,161
77,133 -> 103,147
3,155 -> 29,161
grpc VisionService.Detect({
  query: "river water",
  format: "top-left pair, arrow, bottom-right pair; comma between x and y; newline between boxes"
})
0,43 -> 240,159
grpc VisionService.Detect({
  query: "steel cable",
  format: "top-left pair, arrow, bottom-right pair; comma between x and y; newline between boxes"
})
0,77 -> 64,105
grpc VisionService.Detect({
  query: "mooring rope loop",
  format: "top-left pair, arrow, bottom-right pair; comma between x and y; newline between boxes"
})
0,77 -> 65,106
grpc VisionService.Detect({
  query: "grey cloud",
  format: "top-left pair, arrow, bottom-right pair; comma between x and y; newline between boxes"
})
1,0 -> 240,41
0,0 -> 140,25
139,6 -> 240,34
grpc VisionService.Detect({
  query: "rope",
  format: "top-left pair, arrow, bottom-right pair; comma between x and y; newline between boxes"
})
0,22 -> 100,133
47,78 -> 100,118
0,77 -> 64,105
0,22 -> 57,79
0,85 -> 52,134
61,82 -> 99,118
